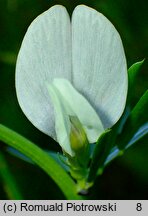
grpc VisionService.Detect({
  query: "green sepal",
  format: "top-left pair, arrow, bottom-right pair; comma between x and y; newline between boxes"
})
64,143 -> 90,182
64,136 -> 91,193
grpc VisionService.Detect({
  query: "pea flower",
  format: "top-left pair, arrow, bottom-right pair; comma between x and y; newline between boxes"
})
15,5 -> 128,157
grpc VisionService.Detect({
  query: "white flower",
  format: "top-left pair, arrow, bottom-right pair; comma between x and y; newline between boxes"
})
15,5 -> 128,156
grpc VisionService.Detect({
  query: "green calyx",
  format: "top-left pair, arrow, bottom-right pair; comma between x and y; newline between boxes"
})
47,78 -> 103,191
65,152 -> 91,194
65,117 -> 91,193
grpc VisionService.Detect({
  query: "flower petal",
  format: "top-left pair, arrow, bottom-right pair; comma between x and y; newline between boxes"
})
72,5 -> 128,129
47,82 -> 74,156
53,78 -> 104,143
15,5 -> 71,139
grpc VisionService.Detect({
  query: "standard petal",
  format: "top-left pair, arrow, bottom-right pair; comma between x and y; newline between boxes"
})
15,5 -> 71,139
53,78 -> 104,143
72,5 -> 128,129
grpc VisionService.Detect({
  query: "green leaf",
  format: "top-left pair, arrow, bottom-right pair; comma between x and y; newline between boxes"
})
127,59 -> 144,106
87,129 -> 112,182
117,90 -> 148,150
0,151 -> 23,199
113,60 -> 145,137
128,60 -> 144,88
6,147 -> 34,164
94,89 -> 147,167
102,124 -> 147,166
120,142 -> 148,182
127,123 -> 148,148
0,124 -> 82,200
104,146 -> 120,165
6,147 -> 70,172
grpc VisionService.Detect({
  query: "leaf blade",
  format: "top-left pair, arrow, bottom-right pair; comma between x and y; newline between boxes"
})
87,129 -> 112,182
127,59 -> 145,106
117,90 -> 148,149
0,124 -> 82,200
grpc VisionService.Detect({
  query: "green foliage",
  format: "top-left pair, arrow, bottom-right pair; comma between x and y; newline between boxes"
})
88,130 -> 112,182
127,60 -> 145,107
2,74 -> 146,197
87,61 -> 147,184
0,1 -> 147,200
0,124 -> 82,200
117,90 -> 148,149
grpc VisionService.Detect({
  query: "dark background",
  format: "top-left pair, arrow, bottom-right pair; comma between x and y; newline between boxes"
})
0,0 -> 147,199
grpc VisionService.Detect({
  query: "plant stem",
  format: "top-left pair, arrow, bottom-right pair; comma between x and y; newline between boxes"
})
0,124 -> 83,200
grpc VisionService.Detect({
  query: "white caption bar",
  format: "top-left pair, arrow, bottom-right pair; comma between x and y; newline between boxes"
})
0,200 -> 147,216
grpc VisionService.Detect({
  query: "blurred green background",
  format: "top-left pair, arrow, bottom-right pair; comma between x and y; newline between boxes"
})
0,0 -> 147,199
